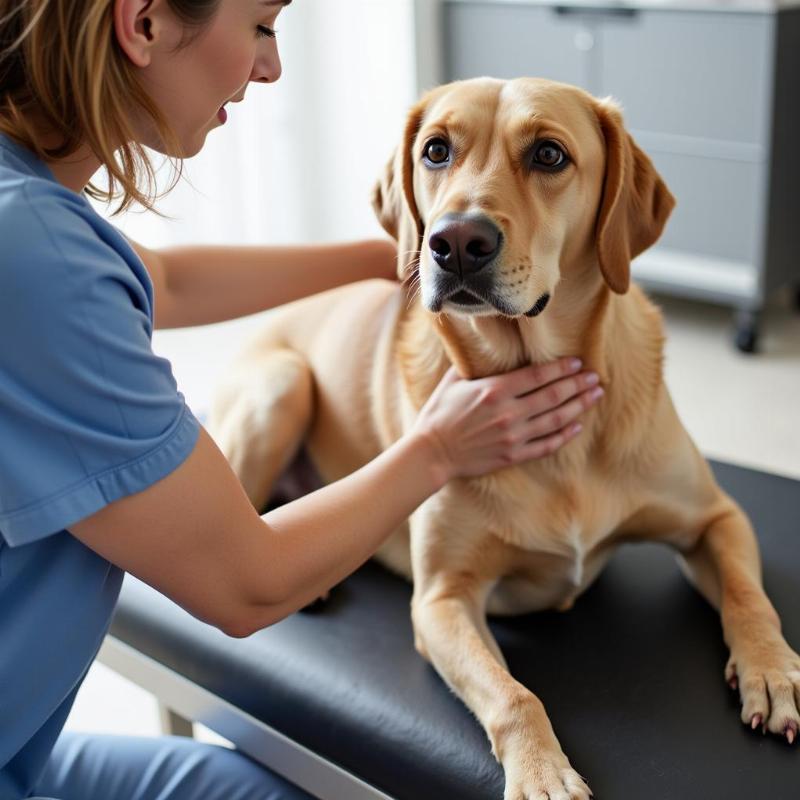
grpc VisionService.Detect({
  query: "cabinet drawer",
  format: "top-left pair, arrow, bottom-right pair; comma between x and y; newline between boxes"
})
601,11 -> 773,145
650,149 -> 764,265
444,2 -> 589,88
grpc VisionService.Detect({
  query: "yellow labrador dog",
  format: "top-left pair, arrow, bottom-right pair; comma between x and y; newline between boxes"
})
209,78 -> 800,799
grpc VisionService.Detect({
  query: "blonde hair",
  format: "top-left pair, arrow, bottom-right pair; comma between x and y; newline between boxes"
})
0,0 -> 219,213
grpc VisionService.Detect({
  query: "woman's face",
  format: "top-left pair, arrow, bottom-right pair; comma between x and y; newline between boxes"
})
134,0 -> 289,156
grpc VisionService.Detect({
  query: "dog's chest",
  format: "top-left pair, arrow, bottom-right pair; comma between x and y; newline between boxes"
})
487,522 -> 614,615
474,469 -> 628,614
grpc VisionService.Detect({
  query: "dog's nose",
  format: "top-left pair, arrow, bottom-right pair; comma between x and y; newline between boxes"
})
428,214 -> 501,275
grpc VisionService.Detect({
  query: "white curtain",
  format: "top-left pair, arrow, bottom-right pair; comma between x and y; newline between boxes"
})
106,0 -> 418,249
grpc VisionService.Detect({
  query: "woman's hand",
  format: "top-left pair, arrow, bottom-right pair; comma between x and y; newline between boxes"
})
410,358 -> 604,482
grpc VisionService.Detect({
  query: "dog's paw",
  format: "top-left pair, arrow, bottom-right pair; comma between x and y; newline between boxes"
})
725,637 -> 800,744
503,752 -> 592,800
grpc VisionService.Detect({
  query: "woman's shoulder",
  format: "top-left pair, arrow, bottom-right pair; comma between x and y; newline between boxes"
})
0,165 -> 102,260
0,188 -> 155,364
0,166 -> 148,304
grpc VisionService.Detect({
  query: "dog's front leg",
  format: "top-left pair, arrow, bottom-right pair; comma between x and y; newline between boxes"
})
678,499 -> 800,742
411,569 -> 592,799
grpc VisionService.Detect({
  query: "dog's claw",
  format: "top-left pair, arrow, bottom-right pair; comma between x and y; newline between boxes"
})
786,722 -> 798,745
750,714 -> 762,730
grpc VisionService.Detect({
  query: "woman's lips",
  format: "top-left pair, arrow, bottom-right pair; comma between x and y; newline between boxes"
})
217,106 -> 228,124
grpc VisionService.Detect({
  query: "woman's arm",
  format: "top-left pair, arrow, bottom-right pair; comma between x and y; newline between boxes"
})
68,360 -> 600,637
69,425 -> 444,637
130,239 -> 397,329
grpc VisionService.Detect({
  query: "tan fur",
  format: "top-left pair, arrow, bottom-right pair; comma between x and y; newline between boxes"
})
209,78 -> 800,799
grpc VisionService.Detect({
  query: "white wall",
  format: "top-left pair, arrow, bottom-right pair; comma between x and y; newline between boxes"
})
106,0 -> 418,248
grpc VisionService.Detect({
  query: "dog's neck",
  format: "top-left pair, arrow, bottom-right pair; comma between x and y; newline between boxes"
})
398,264 -> 666,440
433,269 -> 613,381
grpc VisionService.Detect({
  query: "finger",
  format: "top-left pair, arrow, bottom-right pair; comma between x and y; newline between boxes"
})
513,422 -> 584,463
441,365 -> 460,383
519,371 -> 600,418
485,357 -> 584,397
433,365 -> 461,393
524,386 -> 604,440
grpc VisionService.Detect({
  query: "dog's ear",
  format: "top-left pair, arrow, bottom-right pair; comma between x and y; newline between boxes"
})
372,100 -> 426,282
593,99 -> 675,294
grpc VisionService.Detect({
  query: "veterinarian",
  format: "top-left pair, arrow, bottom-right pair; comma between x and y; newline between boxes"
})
0,1 -> 604,798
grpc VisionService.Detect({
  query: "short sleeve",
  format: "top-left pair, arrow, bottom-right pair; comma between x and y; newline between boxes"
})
0,182 -> 201,546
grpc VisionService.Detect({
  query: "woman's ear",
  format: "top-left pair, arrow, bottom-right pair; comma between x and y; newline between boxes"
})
113,0 -> 164,68
593,99 -> 676,294
371,100 -> 427,283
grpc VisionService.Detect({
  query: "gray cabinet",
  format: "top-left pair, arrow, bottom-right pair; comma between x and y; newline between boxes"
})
414,0 -> 800,351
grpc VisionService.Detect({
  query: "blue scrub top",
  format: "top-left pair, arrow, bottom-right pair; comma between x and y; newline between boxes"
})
0,134 -> 201,799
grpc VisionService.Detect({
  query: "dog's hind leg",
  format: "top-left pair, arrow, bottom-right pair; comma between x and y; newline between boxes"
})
207,348 -> 314,514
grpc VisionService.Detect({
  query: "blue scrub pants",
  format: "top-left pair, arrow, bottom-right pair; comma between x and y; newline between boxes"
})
29,733 -> 317,800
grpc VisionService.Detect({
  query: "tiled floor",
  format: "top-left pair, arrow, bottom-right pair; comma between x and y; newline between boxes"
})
65,288 -> 800,741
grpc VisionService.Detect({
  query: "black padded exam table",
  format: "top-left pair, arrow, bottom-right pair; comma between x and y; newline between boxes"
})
101,460 -> 800,799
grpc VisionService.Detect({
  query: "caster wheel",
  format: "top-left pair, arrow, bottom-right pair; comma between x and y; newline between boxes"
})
734,321 -> 758,354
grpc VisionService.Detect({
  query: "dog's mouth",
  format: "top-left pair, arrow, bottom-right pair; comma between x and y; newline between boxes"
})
449,290 -> 484,307
439,288 -> 552,319
440,289 -> 493,316
525,293 -> 551,318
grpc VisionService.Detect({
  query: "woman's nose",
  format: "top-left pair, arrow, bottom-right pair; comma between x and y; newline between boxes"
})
252,44 -> 282,84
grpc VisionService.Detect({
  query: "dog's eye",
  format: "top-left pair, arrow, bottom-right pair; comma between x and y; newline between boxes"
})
423,139 -> 451,167
531,140 -> 568,170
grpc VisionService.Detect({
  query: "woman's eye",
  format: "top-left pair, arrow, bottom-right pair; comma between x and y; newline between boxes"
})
423,139 -> 451,167
256,25 -> 276,39
532,141 -> 568,169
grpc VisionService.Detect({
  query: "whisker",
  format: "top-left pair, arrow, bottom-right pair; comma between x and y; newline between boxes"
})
402,274 -> 418,304
404,277 -> 422,310
391,249 -> 422,310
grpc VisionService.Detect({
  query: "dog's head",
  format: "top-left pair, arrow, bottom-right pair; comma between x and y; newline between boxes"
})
372,78 -> 675,319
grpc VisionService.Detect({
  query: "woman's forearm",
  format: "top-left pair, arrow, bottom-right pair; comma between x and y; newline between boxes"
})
241,432 -> 447,633
157,239 -> 397,328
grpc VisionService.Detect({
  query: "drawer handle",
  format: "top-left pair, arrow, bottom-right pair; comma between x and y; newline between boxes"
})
553,5 -> 639,18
